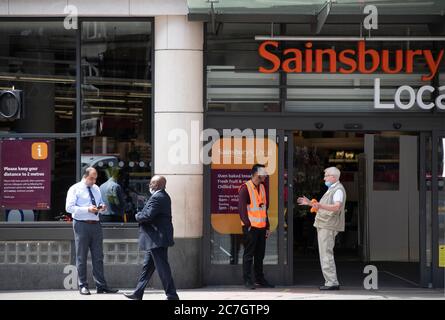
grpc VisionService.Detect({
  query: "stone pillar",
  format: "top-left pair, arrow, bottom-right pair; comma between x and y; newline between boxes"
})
154,15 -> 203,288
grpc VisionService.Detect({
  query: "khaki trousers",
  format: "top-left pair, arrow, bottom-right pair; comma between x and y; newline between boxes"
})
317,228 -> 339,287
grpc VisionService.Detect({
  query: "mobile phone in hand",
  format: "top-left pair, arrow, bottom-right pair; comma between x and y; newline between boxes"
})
97,205 -> 103,210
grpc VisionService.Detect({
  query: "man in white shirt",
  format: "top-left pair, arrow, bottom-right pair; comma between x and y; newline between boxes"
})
66,167 -> 118,295
297,167 -> 347,291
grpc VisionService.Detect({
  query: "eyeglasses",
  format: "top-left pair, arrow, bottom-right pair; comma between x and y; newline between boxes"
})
324,174 -> 334,178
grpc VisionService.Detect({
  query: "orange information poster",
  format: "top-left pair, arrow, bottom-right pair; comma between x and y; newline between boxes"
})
210,137 -> 278,235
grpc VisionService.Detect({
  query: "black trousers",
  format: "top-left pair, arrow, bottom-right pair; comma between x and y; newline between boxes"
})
242,226 -> 266,283
73,220 -> 107,289
133,247 -> 178,299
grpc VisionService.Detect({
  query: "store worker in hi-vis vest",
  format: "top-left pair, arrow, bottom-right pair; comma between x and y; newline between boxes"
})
238,164 -> 274,290
297,167 -> 347,291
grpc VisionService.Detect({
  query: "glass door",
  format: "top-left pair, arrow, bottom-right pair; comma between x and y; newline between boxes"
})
204,129 -> 291,285
284,132 -> 293,284
432,132 -> 445,288
364,134 -> 419,263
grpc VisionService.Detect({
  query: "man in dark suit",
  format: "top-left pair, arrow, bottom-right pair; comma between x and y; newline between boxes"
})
124,175 -> 179,300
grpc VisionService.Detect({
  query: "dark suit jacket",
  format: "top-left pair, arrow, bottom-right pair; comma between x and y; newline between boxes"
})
135,189 -> 174,250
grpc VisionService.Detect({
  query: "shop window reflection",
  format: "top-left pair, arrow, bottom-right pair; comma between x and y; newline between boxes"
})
0,21 -> 76,133
206,23 -> 281,113
80,21 -> 152,223
209,136 -> 279,265
210,231 -> 279,265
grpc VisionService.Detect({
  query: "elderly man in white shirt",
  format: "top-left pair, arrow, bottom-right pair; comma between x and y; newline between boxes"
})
297,166 -> 347,291
66,167 -> 118,295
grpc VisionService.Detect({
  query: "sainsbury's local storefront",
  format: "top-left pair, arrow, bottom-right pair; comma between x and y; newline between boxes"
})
0,0 -> 444,290
194,2 -> 445,288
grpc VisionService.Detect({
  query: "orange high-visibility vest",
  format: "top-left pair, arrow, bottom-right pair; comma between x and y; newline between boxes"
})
241,180 -> 267,228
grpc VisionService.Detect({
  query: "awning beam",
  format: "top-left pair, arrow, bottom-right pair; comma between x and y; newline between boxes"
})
188,13 -> 444,25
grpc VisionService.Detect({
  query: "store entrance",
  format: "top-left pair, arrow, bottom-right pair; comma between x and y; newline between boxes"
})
289,131 -> 421,288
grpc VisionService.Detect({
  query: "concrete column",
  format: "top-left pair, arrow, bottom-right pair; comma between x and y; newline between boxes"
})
154,15 -> 203,287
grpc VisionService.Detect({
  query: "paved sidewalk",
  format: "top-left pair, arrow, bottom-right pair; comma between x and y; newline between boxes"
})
0,286 -> 444,300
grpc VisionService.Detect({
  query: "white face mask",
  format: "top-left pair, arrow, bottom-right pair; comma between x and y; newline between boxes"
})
257,167 -> 268,177
150,188 -> 156,194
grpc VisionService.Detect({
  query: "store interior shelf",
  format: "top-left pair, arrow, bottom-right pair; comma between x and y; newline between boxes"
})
328,159 -> 358,163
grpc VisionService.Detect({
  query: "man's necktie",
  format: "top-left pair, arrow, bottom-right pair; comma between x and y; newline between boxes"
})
87,186 -> 97,207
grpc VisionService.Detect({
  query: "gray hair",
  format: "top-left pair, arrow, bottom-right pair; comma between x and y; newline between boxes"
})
325,167 -> 341,179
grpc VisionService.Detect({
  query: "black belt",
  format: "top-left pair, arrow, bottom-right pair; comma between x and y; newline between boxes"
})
74,219 -> 99,224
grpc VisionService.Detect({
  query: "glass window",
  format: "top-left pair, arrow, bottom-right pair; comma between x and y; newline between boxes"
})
284,40 -> 439,113
210,135 -> 279,265
374,136 -> 399,191
80,21 -> 152,223
206,22 -> 443,113
206,23 -> 280,112
0,21 -> 76,133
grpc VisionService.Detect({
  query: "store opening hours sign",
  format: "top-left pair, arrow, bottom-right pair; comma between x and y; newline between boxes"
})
211,169 -> 269,214
0,140 -> 51,210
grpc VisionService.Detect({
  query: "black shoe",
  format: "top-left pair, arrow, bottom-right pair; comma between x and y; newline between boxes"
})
166,295 -> 180,300
79,287 -> 91,295
319,285 -> 340,291
255,280 -> 275,288
97,287 -> 119,294
244,281 -> 256,290
124,292 -> 142,300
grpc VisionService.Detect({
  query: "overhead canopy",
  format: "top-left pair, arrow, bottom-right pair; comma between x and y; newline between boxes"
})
187,0 -> 445,25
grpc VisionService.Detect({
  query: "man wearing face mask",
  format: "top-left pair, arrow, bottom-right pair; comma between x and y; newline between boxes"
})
297,167 -> 346,291
238,164 -> 274,289
124,175 -> 179,300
